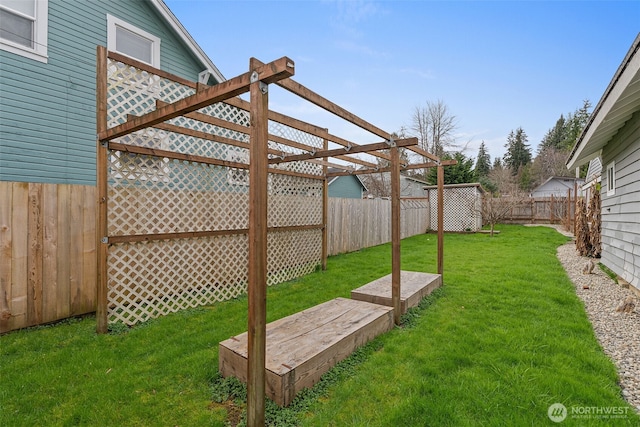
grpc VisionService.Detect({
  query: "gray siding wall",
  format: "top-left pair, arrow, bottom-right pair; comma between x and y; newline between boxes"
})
0,0 -> 207,185
601,110 -> 640,291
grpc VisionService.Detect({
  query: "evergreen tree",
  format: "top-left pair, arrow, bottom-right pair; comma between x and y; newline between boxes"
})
492,157 -> 502,169
503,127 -> 532,175
426,152 -> 475,185
474,141 -> 491,179
539,115 -> 567,151
562,99 -> 592,150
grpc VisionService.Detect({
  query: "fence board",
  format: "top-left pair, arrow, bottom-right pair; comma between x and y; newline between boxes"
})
327,198 -> 429,256
0,182 -> 96,333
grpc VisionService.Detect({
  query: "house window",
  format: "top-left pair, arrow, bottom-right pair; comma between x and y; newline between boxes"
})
111,129 -> 170,182
227,148 -> 249,186
0,0 -> 48,62
606,161 -> 615,196
107,15 -> 160,67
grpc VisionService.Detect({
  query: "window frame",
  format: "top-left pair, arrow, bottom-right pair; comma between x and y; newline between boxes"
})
0,0 -> 48,63
107,14 -> 160,67
606,161 -> 615,196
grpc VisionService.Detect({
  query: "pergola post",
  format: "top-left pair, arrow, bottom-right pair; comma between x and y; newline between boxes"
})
96,46 -> 109,334
322,136 -> 328,270
390,145 -> 401,325
437,164 -> 444,276
247,58 -> 269,427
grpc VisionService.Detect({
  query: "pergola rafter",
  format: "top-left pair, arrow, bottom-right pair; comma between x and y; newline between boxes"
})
96,46 -> 453,426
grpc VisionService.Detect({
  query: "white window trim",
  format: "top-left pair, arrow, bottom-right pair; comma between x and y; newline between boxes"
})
227,147 -> 249,186
0,0 -> 48,63
107,14 -> 160,67
606,161 -> 615,196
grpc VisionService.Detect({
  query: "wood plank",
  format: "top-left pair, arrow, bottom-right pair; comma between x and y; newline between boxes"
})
351,271 -> 442,314
69,185 -> 82,315
41,184 -> 58,322
56,184 -> 71,319
27,183 -> 43,325
0,182 -> 13,329
9,183 -> 28,331
219,298 -> 394,406
82,185 -> 96,311
269,138 -> 418,164
99,56 -> 294,142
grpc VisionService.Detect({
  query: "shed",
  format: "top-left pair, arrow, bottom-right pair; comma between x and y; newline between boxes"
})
566,32 -> 640,293
530,176 -> 585,198
424,183 -> 485,232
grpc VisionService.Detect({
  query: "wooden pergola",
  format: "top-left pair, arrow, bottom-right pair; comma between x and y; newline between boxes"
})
96,47 -> 454,425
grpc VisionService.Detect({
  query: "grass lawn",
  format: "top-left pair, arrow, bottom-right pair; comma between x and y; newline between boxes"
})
1,225 -> 637,426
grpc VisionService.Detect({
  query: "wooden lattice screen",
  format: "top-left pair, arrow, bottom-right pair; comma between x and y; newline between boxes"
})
427,186 -> 482,232
103,54 -> 323,326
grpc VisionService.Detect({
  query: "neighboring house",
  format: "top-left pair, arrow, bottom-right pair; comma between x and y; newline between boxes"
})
0,0 -> 224,185
424,183 -> 485,232
530,176 -> 585,198
327,168 -> 367,198
0,0 -> 225,332
360,172 -> 429,198
566,33 -> 640,293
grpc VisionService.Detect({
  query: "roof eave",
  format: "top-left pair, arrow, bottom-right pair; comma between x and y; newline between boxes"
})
566,33 -> 640,170
150,0 -> 226,83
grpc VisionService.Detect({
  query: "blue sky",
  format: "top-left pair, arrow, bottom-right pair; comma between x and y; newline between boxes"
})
165,0 -> 639,164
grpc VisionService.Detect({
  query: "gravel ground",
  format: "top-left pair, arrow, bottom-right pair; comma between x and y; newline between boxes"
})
553,232 -> 640,413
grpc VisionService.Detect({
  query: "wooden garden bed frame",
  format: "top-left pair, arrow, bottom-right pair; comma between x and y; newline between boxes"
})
95,46 -> 454,425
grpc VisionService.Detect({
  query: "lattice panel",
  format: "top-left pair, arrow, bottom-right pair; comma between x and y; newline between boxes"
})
267,229 -> 322,286
107,235 -> 248,325
104,56 -> 323,327
268,174 -> 323,227
428,187 -> 482,232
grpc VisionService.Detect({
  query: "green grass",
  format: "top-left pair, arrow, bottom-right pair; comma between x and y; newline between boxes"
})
1,225 -> 637,426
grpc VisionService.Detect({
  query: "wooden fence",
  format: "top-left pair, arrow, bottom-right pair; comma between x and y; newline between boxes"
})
0,185 -> 429,333
499,195 -> 577,229
327,197 -> 430,255
0,181 -> 96,333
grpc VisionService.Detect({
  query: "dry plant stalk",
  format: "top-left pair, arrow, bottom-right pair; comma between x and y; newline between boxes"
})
575,197 -> 591,256
588,183 -> 601,257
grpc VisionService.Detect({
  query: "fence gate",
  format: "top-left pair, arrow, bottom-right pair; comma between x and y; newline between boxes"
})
100,51 -> 323,327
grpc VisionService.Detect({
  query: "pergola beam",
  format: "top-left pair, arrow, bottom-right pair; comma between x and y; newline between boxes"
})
325,159 -> 458,178
269,138 -> 418,164
98,56 -> 294,142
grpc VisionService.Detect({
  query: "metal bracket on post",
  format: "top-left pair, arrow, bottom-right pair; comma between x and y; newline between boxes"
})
98,134 -> 108,148
386,137 -> 396,147
101,237 -> 109,244
259,81 -> 268,94
250,71 -> 259,83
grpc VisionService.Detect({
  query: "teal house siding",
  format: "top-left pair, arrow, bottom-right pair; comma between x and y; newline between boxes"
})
0,0 -> 219,185
328,175 -> 365,199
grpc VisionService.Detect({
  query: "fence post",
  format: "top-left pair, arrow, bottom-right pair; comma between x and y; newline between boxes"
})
550,195 -> 554,223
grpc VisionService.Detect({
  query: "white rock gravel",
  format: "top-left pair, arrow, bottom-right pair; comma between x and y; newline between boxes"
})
555,238 -> 639,413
